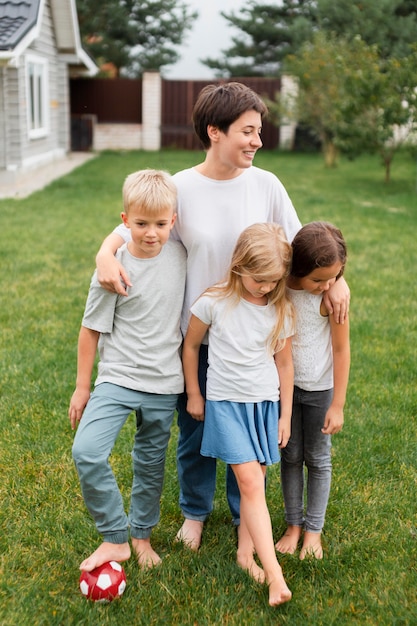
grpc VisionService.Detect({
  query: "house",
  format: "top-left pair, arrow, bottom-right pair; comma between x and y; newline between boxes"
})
0,0 -> 97,186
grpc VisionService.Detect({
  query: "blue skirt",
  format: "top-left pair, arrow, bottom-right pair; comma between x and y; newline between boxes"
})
201,400 -> 280,465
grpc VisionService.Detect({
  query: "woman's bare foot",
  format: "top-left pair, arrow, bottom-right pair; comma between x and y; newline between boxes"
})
268,576 -> 292,607
175,519 -> 203,551
275,526 -> 302,554
131,537 -> 162,569
79,541 -> 131,572
299,531 -> 323,560
236,551 -> 266,584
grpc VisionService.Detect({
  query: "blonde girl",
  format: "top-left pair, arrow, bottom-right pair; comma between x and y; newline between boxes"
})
182,222 -> 295,607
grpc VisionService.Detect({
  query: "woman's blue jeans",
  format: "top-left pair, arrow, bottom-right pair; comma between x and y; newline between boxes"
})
176,345 -> 241,525
280,386 -> 333,533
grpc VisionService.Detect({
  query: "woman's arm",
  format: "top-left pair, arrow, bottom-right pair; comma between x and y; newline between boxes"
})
182,314 -> 210,422
274,338 -> 294,449
322,276 -> 350,325
68,326 -> 99,430
322,314 -> 350,435
96,232 -> 132,296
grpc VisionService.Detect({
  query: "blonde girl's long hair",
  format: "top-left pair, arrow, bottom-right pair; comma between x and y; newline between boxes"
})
205,223 -> 294,353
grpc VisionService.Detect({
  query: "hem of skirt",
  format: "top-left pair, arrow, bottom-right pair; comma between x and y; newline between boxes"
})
201,450 -> 278,465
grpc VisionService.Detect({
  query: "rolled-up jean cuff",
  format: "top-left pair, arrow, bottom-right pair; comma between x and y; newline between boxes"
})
181,512 -> 208,523
130,526 -> 153,540
102,530 -> 129,544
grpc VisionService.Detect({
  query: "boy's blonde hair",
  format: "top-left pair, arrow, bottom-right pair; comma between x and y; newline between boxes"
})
122,169 -> 177,216
206,222 -> 294,352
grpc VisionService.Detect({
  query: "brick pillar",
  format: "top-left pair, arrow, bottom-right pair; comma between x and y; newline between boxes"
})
142,71 -> 161,151
279,74 -> 298,151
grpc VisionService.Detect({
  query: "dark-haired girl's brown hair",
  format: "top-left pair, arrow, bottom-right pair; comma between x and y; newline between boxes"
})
290,221 -> 347,279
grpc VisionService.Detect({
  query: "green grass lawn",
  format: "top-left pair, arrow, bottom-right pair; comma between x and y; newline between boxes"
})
0,149 -> 416,625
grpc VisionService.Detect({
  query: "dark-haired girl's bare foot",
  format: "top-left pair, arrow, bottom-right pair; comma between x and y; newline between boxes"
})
275,525 -> 302,555
299,531 -> 323,560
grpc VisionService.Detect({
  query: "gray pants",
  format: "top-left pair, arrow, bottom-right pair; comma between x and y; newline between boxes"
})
280,386 -> 333,533
72,383 -> 177,544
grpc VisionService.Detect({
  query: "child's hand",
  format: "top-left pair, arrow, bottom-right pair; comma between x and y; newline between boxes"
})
321,406 -> 344,435
186,393 -> 205,422
279,417 -> 291,449
68,388 -> 91,430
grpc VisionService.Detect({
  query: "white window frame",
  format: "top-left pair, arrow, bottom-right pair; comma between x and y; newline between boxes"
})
25,54 -> 49,139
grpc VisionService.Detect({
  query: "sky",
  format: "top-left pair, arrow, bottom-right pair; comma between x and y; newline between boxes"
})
165,0 -> 244,79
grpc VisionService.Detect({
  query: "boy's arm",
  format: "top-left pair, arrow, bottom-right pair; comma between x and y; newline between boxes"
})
96,232 -> 132,296
68,326 -> 100,430
182,314 -> 210,422
322,276 -> 350,325
322,314 -> 350,435
274,337 -> 294,449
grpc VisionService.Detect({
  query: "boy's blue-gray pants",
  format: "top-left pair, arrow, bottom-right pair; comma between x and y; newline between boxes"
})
72,382 -> 178,544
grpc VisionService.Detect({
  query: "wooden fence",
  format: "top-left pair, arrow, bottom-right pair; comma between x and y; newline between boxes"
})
70,76 -> 281,151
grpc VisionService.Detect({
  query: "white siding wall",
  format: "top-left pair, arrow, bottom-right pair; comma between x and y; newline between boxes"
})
56,59 -> 70,152
7,67 -> 21,167
22,0 -> 66,167
0,68 -> 6,169
1,0 -> 68,179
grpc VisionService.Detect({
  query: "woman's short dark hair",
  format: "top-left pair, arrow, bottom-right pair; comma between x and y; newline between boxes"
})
192,82 -> 268,149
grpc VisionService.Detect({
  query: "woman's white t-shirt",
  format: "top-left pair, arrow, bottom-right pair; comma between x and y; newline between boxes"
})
114,166 -> 301,338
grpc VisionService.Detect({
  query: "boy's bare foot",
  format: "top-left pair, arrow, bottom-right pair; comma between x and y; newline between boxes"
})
275,525 -> 302,554
175,519 -> 203,551
131,537 -> 162,569
268,576 -> 292,606
236,552 -> 266,584
299,531 -> 323,560
79,541 -> 131,572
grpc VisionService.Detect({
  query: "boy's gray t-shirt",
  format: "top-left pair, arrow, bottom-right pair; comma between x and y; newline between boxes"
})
82,240 -> 186,394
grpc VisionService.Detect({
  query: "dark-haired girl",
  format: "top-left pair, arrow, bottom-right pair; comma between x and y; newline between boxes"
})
276,222 -> 350,560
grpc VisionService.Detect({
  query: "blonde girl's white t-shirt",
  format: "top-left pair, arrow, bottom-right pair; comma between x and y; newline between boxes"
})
114,166 -> 301,338
191,293 -> 293,403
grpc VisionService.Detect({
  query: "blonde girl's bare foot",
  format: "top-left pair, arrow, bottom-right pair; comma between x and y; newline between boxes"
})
268,576 -> 292,606
80,541 -> 131,572
131,538 -> 162,569
299,531 -> 323,560
236,552 -> 266,584
175,519 -> 203,551
275,526 -> 302,554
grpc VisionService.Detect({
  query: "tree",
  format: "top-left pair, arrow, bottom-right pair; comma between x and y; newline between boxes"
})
201,0 -> 316,77
316,0 -> 417,59
272,33 -> 377,167
271,33 -> 417,180
203,0 -> 417,77
337,50 -> 417,182
76,0 -> 198,77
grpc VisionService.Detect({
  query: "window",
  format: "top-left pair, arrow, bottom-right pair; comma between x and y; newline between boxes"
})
26,55 -> 49,139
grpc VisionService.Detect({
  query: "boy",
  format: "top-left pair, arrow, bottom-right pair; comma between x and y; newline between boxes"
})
69,169 -> 186,571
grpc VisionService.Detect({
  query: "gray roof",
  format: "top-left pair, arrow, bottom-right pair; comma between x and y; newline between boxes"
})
0,0 -> 40,50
